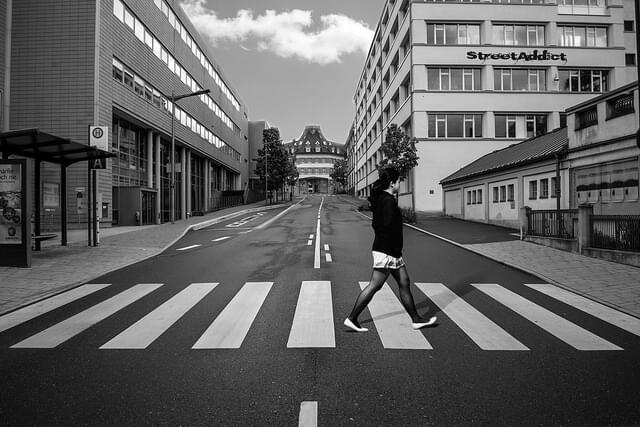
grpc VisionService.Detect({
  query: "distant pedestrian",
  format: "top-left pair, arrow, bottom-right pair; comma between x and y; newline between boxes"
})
344,168 -> 436,332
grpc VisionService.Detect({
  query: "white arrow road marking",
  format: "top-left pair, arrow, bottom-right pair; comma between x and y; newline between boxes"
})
176,244 -> 201,251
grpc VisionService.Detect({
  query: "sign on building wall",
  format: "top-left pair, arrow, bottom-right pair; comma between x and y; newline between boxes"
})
0,163 -> 23,244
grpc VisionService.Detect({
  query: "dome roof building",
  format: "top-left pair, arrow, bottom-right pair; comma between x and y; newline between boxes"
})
285,125 -> 345,194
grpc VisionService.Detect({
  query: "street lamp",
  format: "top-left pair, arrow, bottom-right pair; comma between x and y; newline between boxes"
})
170,88 -> 210,223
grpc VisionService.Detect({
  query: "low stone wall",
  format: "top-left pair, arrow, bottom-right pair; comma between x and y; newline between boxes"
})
525,235 -> 579,253
582,247 -> 640,268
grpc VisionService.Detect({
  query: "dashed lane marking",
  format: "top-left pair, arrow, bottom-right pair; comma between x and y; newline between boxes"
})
176,244 -> 201,251
212,236 -> 231,242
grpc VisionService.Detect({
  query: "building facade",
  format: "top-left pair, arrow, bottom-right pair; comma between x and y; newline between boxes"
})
2,0 -> 249,228
348,0 -> 637,212
286,125 -> 345,195
440,81 -> 638,229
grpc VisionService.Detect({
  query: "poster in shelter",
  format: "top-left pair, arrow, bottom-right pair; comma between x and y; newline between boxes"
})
0,163 -> 23,244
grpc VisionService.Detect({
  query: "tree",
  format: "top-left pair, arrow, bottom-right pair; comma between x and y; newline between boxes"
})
330,159 -> 348,193
255,128 -> 297,200
377,124 -> 419,180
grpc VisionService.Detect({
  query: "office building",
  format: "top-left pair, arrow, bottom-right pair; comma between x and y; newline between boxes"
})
349,0 -> 637,212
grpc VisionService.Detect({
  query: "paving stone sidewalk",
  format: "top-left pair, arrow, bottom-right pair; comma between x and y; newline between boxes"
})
0,201 -> 290,315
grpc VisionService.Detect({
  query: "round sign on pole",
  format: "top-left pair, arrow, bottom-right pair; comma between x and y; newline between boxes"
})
89,126 -> 109,151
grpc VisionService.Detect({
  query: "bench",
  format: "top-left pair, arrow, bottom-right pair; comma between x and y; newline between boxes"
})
32,233 -> 57,250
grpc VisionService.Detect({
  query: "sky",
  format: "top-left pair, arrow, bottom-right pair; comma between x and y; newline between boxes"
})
179,0 -> 383,144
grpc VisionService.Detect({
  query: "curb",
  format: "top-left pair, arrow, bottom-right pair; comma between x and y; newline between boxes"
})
355,209 -> 640,320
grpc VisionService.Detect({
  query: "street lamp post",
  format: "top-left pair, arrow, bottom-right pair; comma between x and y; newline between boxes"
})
170,88 -> 210,223
265,143 -> 268,205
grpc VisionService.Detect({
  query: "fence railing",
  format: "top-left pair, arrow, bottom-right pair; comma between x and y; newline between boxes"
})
590,215 -> 640,252
207,191 -> 244,213
527,209 -> 578,239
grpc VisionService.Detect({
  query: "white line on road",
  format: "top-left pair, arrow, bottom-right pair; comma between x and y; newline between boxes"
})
309,234 -> 314,239
314,197 -> 324,269
307,240 -> 312,246
525,283 -> 640,337
100,283 -> 218,349
323,244 -> 329,251
12,284 -> 162,348
298,401 -> 318,427
472,283 -> 622,351
176,244 -> 201,251
325,253 -> 332,262
415,283 -> 528,351
193,282 -> 273,349
359,282 -> 432,349
0,284 -> 111,334
288,281 -> 335,348
212,236 -> 231,242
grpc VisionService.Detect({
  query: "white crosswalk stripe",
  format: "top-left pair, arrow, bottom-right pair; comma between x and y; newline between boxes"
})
1,280 -> 635,351
359,281 -> 432,350
288,281 -> 335,348
0,284 -> 111,334
525,283 -> 640,337
472,283 -> 622,351
100,283 -> 218,349
11,284 -> 162,349
192,282 -> 273,349
415,283 -> 529,351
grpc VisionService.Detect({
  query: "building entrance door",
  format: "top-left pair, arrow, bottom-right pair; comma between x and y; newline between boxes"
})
141,190 -> 156,225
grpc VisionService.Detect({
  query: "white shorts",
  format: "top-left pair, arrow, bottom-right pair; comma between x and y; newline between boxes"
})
372,251 -> 405,270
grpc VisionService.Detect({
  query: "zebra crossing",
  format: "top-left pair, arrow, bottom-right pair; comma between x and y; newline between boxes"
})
1,279 -> 639,351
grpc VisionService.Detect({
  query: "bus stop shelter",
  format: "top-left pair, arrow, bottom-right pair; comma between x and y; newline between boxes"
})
1,128 -> 115,253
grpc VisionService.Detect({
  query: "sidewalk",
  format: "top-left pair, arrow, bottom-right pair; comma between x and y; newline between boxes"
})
409,215 -> 640,319
0,200 -> 292,315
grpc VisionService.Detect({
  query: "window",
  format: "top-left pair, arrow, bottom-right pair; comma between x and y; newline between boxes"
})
559,70 -> 608,93
624,21 -> 634,32
493,187 -> 499,203
626,54 -> 636,66
477,189 -> 483,204
540,178 -> 549,198
492,24 -> 544,46
427,23 -> 480,45
494,69 -> 546,91
428,114 -> 483,138
575,106 -> 598,130
529,180 -> 538,200
495,115 -> 516,138
507,184 -> 514,201
467,191 -> 472,205
306,147 -> 310,152
550,176 -> 560,198
428,68 -> 481,91
607,93 -> 635,120
558,26 -> 607,47
526,115 -> 548,138
500,186 -> 506,202
559,113 -> 567,128
124,8 -> 134,29
472,190 -> 477,204
112,58 -> 124,82
113,0 -> 124,21
134,76 -> 144,96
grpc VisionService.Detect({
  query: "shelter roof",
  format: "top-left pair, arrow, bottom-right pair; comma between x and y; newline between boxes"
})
1,128 -> 115,165
440,127 -> 568,185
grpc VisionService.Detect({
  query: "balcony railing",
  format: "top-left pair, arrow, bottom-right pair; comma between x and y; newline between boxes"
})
590,215 -> 640,252
527,209 -> 578,239
558,0 -> 608,15
607,93 -> 635,120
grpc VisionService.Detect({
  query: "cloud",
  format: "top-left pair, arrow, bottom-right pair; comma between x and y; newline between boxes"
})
180,0 -> 374,65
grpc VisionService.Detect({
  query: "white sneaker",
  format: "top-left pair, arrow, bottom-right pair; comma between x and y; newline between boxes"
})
412,316 -> 437,330
344,318 -> 368,332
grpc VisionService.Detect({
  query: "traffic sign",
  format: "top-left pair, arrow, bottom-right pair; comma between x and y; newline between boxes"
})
89,126 -> 109,151
90,158 -> 107,169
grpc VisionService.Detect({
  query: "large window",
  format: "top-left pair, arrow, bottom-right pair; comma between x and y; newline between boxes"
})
428,68 -> 481,91
494,69 -> 546,91
428,114 -> 483,138
558,25 -> 607,47
526,115 -> 548,138
559,69 -> 608,93
112,119 -> 148,188
495,115 -> 517,138
492,24 -> 544,46
427,23 -> 480,45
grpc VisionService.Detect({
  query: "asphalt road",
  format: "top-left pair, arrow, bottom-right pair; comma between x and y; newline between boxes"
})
1,195 -> 639,426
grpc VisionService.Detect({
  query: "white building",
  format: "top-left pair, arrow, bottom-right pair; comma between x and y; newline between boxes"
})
348,0 -> 637,212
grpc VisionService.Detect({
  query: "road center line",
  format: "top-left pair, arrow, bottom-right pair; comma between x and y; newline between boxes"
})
314,197 -> 324,269
298,401 -> 318,427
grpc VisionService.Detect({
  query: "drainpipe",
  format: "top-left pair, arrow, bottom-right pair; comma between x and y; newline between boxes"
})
636,0 -> 640,148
